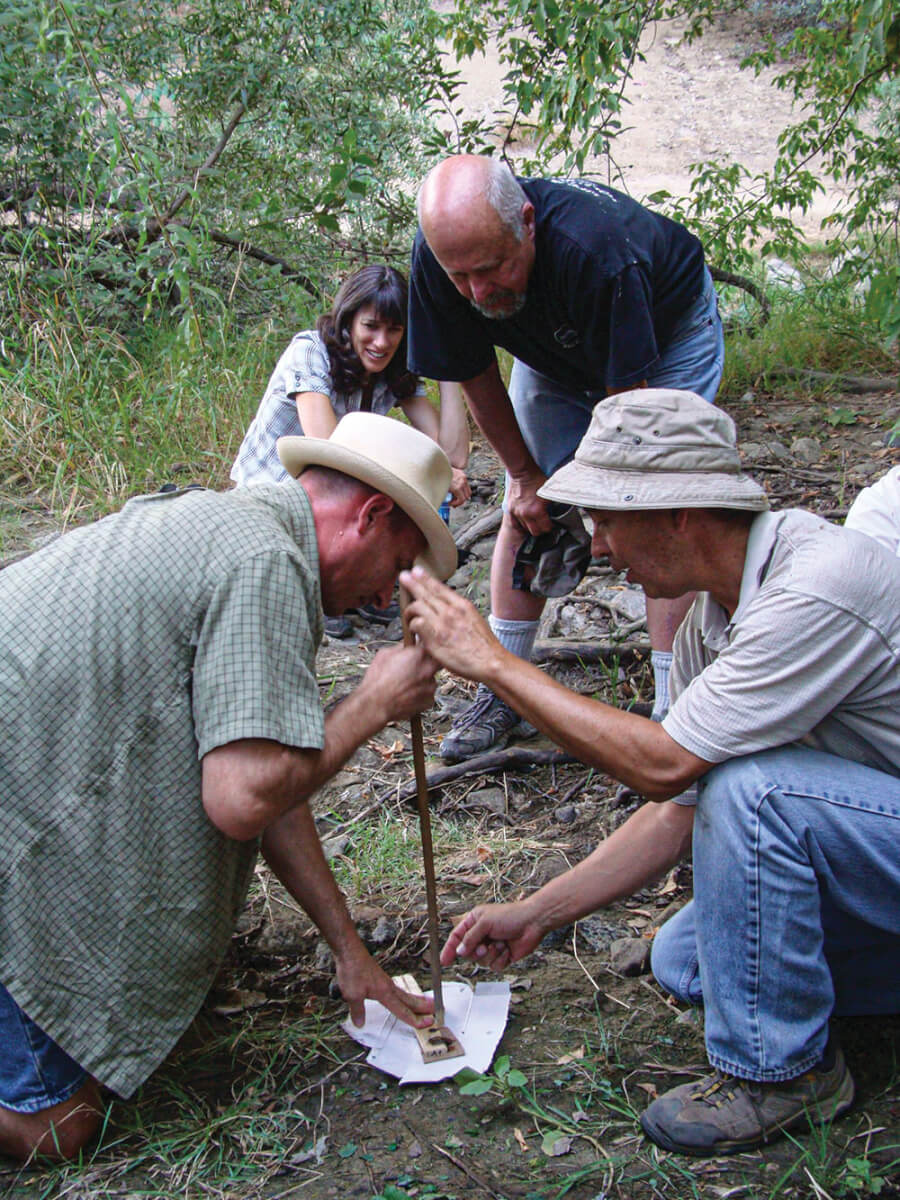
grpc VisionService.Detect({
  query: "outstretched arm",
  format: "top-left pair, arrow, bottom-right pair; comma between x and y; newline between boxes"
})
262,803 -> 434,1028
460,362 -> 550,535
400,567 -> 710,799
443,799 -> 694,969
437,382 -> 471,505
295,391 -> 339,439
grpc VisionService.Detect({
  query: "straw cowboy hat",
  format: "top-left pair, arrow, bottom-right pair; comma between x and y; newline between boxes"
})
540,389 -> 769,512
277,412 -> 458,580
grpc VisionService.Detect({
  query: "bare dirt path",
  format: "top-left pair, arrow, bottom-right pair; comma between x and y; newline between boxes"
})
449,11 -> 846,237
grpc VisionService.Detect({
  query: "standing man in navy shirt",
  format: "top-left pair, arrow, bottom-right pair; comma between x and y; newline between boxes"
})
409,154 -> 724,763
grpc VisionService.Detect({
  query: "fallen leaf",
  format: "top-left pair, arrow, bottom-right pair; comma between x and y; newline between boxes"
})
542,1131 -> 573,1157
370,738 -> 406,761
514,1127 -> 529,1152
636,1082 -> 659,1099
290,1136 -> 328,1165
209,988 -> 268,1015
455,873 -> 491,887
556,1047 -> 585,1065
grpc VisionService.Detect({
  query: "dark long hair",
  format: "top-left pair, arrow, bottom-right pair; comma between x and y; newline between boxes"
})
316,265 -> 419,401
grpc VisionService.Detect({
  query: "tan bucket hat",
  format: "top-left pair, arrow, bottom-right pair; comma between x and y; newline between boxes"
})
277,412 -> 457,580
539,389 -> 769,512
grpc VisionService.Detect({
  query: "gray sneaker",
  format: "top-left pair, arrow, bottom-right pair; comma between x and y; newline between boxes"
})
439,685 -> 537,763
640,1045 -> 855,1157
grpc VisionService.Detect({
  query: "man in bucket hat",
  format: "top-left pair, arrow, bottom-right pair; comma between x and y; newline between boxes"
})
401,388 -> 900,1157
0,413 -> 455,1162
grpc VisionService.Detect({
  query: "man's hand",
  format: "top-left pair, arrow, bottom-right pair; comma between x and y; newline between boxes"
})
358,641 -> 439,724
448,466 -> 471,506
399,567 -> 499,681
505,471 -> 551,537
441,900 -> 546,971
335,944 -> 435,1029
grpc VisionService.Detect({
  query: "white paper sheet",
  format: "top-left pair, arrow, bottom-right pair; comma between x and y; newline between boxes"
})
342,980 -> 511,1084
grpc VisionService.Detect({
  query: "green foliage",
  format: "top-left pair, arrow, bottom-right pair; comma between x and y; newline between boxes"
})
443,0 -> 899,342
669,0 -> 900,336
720,282 -> 898,402
0,0 -> 454,339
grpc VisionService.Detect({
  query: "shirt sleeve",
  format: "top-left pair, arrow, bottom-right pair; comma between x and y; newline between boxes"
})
191,549 -> 325,757
845,467 -> 900,557
662,587 -> 892,763
275,332 -> 334,400
407,233 -> 497,382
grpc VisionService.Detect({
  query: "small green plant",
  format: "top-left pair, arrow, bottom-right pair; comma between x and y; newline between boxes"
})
823,406 -> 860,427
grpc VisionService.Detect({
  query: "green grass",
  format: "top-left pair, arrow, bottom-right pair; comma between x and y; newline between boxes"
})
2,265 -> 896,560
0,305 -> 309,552
719,282 -> 898,404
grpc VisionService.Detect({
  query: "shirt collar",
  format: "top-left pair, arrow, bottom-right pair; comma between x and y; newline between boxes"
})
696,510 -> 783,652
730,510 -> 784,626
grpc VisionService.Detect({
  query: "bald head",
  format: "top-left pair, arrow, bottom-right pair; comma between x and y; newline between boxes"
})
417,156 -> 527,240
416,156 -> 536,319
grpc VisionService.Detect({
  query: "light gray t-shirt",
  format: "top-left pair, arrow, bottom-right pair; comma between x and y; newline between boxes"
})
231,329 -> 426,486
0,484 -> 325,1096
664,509 -> 900,778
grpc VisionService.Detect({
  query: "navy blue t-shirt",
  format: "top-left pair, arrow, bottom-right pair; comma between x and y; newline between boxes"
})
408,178 -> 706,392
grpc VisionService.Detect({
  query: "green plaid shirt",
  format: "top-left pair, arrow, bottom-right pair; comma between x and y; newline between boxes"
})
0,483 -> 324,1096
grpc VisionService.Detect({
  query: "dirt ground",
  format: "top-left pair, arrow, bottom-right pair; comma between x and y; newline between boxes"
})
5,386 -> 897,1200
447,8 -> 851,237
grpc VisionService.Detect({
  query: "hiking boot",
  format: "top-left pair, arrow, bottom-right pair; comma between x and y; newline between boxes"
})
439,685 -> 537,763
324,615 -> 354,639
640,1044 -> 855,1157
353,602 -> 401,626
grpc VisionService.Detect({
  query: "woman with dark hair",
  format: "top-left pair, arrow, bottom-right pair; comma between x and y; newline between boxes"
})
231,265 -> 469,503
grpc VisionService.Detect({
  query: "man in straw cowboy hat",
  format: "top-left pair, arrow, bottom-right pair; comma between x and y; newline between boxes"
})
0,413 -> 456,1163
401,388 -> 900,1157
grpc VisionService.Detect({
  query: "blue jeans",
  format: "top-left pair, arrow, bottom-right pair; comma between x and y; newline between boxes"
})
651,747 -> 900,1082
509,267 -> 725,479
0,981 -> 88,1112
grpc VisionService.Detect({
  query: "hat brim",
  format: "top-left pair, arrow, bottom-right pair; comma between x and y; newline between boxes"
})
539,461 -> 769,512
278,437 -> 458,581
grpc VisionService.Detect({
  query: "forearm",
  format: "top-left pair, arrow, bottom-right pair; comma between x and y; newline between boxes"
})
261,802 -> 363,959
520,800 -> 694,935
401,394 -> 440,443
484,647 -> 705,798
437,381 -> 470,469
461,362 -> 540,481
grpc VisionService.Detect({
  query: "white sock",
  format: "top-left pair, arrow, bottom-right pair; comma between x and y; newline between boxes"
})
488,615 -> 540,662
650,650 -> 673,721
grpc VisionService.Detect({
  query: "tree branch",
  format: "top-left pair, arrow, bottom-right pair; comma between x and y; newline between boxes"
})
208,230 -> 320,299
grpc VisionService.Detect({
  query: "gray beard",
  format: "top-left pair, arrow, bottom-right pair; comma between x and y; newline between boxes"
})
469,291 -> 527,320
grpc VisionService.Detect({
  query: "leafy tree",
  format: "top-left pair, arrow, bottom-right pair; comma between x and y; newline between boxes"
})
0,0 -> 457,338
2,0 -> 897,347
443,0 -> 899,344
